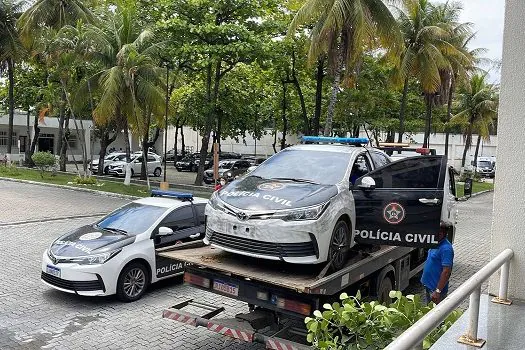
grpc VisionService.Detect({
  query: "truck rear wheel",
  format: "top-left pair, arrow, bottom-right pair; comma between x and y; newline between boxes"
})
328,220 -> 349,271
377,276 -> 393,305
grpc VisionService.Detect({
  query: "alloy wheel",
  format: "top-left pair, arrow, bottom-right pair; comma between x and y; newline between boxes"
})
123,267 -> 146,298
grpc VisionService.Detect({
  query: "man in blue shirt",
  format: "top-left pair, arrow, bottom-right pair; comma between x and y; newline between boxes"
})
421,227 -> 454,304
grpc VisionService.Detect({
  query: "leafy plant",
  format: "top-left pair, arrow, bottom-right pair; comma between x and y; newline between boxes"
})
73,176 -> 97,185
31,152 -> 56,178
305,291 -> 462,350
0,164 -> 20,177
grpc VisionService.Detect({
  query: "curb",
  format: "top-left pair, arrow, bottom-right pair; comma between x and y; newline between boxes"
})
17,166 -> 214,194
0,177 -> 141,200
457,189 -> 494,202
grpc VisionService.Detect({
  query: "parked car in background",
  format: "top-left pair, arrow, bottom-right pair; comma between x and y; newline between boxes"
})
108,154 -> 163,177
202,159 -> 252,184
90,153 -> 127,174
474,157 -> 495,178
175,153 -> 200,172
163,149 -> 181,162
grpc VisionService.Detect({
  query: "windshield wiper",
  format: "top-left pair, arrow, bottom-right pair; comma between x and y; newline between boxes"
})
101,227 -> 128,235
272,177 -> 320,185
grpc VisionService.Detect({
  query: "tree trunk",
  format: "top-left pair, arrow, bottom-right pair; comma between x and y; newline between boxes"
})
173,119 -> 179,165
28,113 -> 40,166
25,109 -> 31,164
473,134 -> 482,176
195,61 -> 217,185
324,47 -> 344,136
141,112 -> 152,180
59,112 -> 70,172
217,109 -> 223,153
181,121 -> 186,157
423,94 -> 432,148
123,121 -> 131,162
444,78 -> 455,157
97,130 -> 118,175
6,59 -> 15,154
281,81 -> 288,150
290,51 -> 309,135
461,125 -> 473,168
313,58 -> 325,136
397,77 -> 409,144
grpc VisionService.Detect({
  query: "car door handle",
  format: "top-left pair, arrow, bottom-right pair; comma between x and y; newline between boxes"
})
419,198 -> 441,205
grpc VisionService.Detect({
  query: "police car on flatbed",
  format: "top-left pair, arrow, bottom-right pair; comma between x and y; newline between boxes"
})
205,136 -> 456,271
41,191 -> 207,301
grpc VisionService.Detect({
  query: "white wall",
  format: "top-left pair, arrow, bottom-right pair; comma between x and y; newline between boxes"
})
489,0 -> 525,300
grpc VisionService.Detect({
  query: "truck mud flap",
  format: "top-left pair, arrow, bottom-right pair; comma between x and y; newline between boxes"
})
162,299 -> 311,349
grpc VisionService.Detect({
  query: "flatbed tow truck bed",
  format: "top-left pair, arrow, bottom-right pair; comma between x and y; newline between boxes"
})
157,243 -> 426,349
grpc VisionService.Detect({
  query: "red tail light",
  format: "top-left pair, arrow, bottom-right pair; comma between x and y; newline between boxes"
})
273,296 -> 311,316
184,272 -> 211,289
416,148 -> 431,155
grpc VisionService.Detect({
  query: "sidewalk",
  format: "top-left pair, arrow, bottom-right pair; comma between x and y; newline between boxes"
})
431,294 -> 525,349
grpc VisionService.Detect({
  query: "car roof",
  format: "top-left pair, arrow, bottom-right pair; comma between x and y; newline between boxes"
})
288,144 -> 366,154
133,196 -> 208,208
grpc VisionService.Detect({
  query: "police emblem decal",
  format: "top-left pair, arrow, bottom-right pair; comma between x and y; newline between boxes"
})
383,202 -> 406,225
257,182 -> 285,191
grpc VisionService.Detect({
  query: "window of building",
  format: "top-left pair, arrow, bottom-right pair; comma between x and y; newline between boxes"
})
0,131 -> 17,147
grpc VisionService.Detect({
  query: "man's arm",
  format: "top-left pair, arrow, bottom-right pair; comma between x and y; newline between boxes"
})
431,267 -> 452,303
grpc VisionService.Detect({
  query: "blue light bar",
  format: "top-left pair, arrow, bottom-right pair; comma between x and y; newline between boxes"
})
151,190 -> 193,200
301,136 -> 369,145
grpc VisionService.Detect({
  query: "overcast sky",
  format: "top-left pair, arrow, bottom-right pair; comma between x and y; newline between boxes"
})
454,0 -> 506,82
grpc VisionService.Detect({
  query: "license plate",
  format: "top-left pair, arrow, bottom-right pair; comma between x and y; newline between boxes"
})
46,265 -> 61,278
213,280 -> 239,296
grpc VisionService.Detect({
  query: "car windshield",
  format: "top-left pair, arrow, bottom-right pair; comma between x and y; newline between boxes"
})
251,149 -> 352,185
478,161 -> 492,168
104,155 -> 115,160
95,203 -> 168,236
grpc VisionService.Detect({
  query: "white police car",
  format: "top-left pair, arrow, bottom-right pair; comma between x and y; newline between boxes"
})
205,137 -> 456,271
41,191 -> 207,301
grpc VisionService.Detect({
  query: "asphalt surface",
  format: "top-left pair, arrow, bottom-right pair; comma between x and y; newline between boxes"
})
0,180 -> 494,349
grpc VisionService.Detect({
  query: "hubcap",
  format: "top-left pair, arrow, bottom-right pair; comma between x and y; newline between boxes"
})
330,225 -> 347,267
123,268 -> 146,298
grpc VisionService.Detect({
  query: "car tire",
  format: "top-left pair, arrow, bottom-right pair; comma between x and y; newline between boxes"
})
154,167 -> 162,177
103,166 -> 109,175
116,262 -> 150,302
327,220 -> 350,272
377,275 -> 393,305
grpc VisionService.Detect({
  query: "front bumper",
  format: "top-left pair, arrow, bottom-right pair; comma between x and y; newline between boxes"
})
204,206 -> 332,264
108,168 -> 125,176
41,250 -> 116,296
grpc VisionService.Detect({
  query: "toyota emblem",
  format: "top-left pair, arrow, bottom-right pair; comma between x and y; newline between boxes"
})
236,212 -> 249,221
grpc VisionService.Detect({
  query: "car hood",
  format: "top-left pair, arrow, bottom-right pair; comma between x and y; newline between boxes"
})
50,225 -> 135,257
218,176 -> 338,211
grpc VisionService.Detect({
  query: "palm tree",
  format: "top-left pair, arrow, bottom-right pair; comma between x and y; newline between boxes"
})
90,2 -> 164,181
289,0 -> 401,136
451,74 -> 498,171
394,0 -> 468,147
0,0 -> 25,154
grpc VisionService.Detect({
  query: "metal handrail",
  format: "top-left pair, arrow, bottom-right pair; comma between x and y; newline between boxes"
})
385,248 -> 514,350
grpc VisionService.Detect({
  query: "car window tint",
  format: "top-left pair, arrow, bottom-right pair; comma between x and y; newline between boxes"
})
147,156 -> 156,162
350,153 -> 372,184
370,151 -> 390,168
195,204 -> 206,225
251,149 -> 352,185
368,157 -> 442,189
96,203 -> 167,235
161,206 -> 195,231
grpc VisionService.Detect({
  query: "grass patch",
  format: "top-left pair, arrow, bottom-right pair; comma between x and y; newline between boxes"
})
0,166 -> 150,197
456,181 -> 494,198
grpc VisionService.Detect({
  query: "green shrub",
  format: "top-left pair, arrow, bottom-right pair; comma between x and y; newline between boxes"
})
305,291 -> 462,350
32,152 -> 56,178
73,176 -> 97,185
0,164 -> 21,177
459,170 -> 481,182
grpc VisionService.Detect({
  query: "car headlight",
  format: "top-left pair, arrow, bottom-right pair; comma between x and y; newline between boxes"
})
272,202 -> 330,221
208,191 -> 227,212
57,249 -> 122,265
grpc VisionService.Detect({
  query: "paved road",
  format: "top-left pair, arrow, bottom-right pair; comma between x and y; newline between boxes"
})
0,181 -> 493,349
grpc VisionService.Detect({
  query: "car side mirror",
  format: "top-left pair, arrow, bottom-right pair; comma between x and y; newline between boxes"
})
358,176 -> 376,191
158,226 -> 174,236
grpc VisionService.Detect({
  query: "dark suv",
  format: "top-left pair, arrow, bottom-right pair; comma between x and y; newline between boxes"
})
203,159 -> 252,184
175,153 -> 200,172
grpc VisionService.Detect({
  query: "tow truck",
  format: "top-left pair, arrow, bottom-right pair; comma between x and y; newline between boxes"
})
157,139 -> 457,349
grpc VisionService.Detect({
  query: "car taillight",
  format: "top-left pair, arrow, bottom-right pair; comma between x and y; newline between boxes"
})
416,148 -> 431,155
184,272 -> 211,289
272,296 -> 311,316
